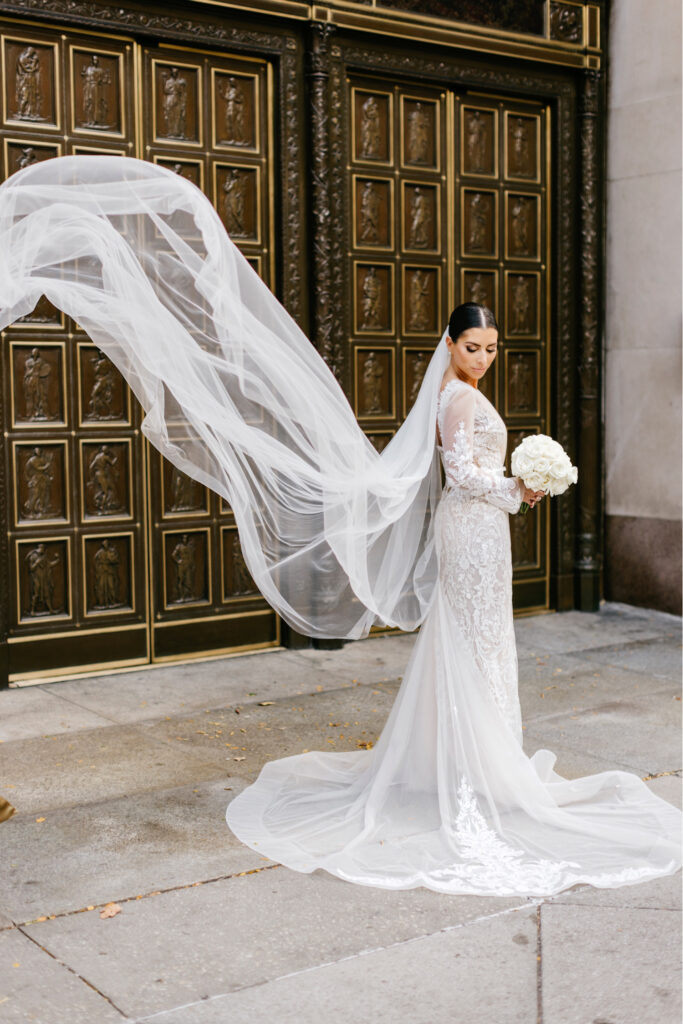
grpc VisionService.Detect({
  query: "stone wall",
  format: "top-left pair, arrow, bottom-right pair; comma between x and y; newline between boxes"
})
604,0 -> 682,614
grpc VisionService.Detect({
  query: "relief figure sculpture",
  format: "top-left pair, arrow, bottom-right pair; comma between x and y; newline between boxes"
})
360,267 -> 383,330
161,67 -> 187,139
361,351 -> 384,415
15,46 -> 41,120
407,270 -> 430,331
93,539 -> 121,609
359,95 -> 381,159
468,273 -> 489,307
511,507 -> 534,566
511,197 -> 530,255
170,466 -> 199,512
510,118 -> 530,176
466,111 -> 486,173
87,352 -> 118,419
23,446 -> 55,518
223,169 -> 246,236
81,55 -> 111,128
509,357 -> 534,412
232,535 -> 256,595
23,347 -> 53,419
171,533 -> 197,602
219,77 -> 245,144
409,351 -> 428,407
17,146 -> 37,170
25,543 -> 61,615
467,193 -> 488,252
406,102 -> 429,164
359,181 -> 380,244
408,187 -> 430,249
511,276 -> 531,335
89,444 -> 123,513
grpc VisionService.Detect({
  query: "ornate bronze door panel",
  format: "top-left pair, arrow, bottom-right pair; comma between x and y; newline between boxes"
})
456,91 -> 551,612
348,75 -> 552,613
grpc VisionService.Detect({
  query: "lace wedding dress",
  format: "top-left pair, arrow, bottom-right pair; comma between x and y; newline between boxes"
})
0,155 -> 679,897
226,380 -> 681,895
436,378 -> 525,744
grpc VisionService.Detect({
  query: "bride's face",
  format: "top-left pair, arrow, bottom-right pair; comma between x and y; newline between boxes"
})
447,327 -> 498,384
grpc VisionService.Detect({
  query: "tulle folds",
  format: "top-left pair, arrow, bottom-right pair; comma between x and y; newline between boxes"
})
0,153 -> 450,641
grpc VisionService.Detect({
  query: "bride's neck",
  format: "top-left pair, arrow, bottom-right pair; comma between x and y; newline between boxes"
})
453,366 -> 478,389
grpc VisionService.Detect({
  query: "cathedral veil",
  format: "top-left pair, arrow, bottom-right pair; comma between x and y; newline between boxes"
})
0,155 -> 449,639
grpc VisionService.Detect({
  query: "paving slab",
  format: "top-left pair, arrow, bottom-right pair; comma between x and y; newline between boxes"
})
576,636 -> 682,682
0,928 -> 122,1024
291,633 -> 415,686
22,867 -> 528,1019
0,722 -> 229,814
540,902 -> 682,1024
35,648 -> 354,729
0,778 -> 269,923
518,651 -> 676,724
0,684 -> 114,742
522,688 -> 681,776
138,678 -> 401,781
512,603 -> 679,656
645,773 -> 683,810
137,904 -> 539,1024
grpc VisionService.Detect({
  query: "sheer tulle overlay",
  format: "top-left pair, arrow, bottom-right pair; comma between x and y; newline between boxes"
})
0,156 -> 679,897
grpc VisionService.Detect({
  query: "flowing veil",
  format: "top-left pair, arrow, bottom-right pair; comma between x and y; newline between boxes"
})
0,155 -> 448,640
0,155 -> 680,897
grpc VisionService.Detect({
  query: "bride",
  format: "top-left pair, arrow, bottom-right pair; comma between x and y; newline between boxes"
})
0,155 -> 679,896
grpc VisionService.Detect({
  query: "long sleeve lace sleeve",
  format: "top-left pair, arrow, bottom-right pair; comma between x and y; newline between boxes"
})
439,384 -> 524,514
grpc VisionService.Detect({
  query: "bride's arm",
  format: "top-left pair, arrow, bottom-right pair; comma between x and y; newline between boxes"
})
440,386 -> 524,514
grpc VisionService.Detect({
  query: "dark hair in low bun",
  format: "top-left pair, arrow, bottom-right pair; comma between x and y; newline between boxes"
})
448,302 -> 498,342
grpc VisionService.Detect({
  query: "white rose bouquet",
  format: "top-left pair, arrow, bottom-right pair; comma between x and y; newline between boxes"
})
511,434 -> 578,514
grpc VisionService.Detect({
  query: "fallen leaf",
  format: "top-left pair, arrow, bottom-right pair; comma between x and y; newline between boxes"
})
35,817 -> 46,823
233,756 -> 246,761
100,903 -> 121,919
258,701 -> 274,706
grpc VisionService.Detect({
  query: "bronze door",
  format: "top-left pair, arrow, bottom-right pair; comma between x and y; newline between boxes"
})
348,75 -> 552,612
0,23 -> 279,682
456,92 -> 551,612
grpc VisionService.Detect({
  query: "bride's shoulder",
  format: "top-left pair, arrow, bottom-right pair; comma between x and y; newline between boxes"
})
438,377 -> 475,408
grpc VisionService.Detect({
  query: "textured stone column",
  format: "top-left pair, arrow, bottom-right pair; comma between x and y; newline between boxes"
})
306,22 -> 338,376
576,68 -> 603,611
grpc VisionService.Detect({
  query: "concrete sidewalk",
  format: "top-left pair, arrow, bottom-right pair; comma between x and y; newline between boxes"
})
0,601 -> 681,1024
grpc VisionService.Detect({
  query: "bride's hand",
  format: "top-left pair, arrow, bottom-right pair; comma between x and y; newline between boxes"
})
522,486 -> 545,508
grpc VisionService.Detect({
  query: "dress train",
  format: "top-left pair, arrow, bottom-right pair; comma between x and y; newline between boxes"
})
226,581 -> 681,896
